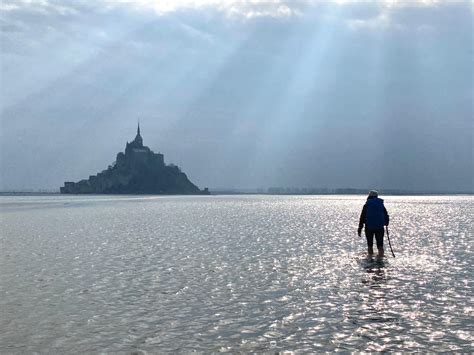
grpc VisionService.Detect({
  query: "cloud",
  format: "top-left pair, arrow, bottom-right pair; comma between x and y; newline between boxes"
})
1,0 -> 449,19
0,0 -> 82,16
347,9 -> 392,31
345,0 -> 472,31
0,0 -> 304,19
2,0 -> 467,41
101,0 -> 304,19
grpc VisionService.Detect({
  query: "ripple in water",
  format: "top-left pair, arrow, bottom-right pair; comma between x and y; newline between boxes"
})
0,195 -> 472,352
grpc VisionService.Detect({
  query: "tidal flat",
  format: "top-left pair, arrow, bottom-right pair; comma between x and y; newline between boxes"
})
1,195 -> 472,352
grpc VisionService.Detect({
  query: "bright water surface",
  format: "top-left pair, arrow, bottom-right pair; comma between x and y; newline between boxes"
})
0,195 -> 472,352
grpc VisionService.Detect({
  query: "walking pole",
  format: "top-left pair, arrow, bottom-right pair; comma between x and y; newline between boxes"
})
386,226 -> 396,258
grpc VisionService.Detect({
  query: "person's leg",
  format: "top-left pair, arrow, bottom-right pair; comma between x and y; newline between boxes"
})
365,229 -> 374,256
375,228 -> 384,257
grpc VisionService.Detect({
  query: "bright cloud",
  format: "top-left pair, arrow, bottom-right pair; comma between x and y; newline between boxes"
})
105,0 -> 302,18
107,0 -> 443,15
344,0 -> 445,31
0,0 -> 452,21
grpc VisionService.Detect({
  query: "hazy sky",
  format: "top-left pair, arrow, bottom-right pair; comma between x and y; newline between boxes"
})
1,0 -> 472,192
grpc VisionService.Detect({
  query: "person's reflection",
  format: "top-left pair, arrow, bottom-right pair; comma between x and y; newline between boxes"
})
362,258 -> 387,288
361,263 -> 390,326
362,266 -> 386,287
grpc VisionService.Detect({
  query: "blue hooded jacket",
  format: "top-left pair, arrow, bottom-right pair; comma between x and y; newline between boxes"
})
359,197 -> 389,229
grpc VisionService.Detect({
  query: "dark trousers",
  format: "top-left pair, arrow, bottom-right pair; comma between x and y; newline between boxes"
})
365,228 -> 384,248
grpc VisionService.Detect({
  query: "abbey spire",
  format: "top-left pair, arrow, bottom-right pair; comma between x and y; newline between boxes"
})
133,122 -> 143,147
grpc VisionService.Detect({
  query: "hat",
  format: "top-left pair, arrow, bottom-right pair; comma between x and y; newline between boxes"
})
368,190 -> 378,197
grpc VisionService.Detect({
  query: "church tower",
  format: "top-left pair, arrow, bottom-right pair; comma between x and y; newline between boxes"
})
133,122 -> 143,147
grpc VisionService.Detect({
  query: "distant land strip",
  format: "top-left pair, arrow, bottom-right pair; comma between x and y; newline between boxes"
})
210,187 -> 474,195
1,188 -> 472,196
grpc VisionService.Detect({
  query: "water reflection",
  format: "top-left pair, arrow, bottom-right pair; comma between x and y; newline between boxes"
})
0,195 -> 472,352
363,265 -> 386,287
350,258 -> 395,352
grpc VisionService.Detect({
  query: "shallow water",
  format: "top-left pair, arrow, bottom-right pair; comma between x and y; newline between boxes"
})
0,195 -> 472,352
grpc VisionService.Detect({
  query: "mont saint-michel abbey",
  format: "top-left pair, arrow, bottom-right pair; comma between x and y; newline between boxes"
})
61,125 -> 208,194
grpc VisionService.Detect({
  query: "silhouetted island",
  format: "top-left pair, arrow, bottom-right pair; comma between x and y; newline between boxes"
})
61,125 -> 209,195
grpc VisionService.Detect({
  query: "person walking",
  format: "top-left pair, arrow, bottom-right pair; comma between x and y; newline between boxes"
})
358,190 -> 390,257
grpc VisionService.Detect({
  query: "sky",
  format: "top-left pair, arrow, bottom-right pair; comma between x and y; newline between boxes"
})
0,0 -> 472,192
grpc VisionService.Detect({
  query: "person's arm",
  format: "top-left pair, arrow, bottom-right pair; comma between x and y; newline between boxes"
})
358,204 -> 366,236
384,206 -> 389,226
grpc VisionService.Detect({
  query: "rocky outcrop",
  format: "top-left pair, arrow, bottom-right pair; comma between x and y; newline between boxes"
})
60,125 -> 208,195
